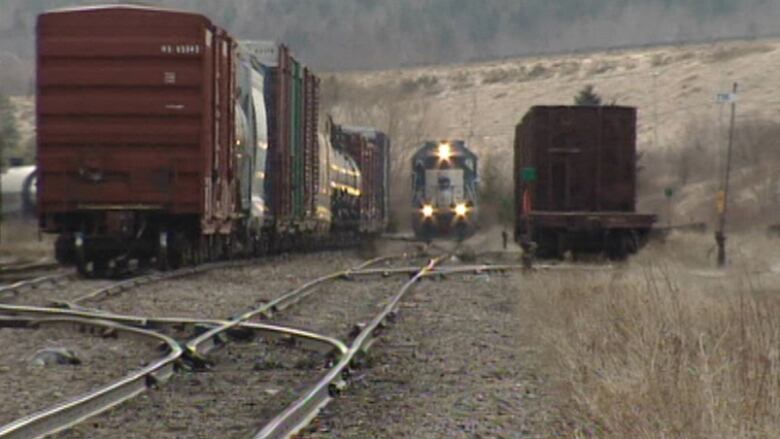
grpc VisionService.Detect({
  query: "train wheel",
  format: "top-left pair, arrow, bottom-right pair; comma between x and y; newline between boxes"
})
169,232 -> 188,269
605,231 -> 631,261
55,234 -> 76,265
626,230 -> 640,255
534,230 -> 558,259
74,233 -> 93,276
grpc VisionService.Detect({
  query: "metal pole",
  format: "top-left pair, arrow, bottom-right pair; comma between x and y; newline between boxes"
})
716,82 -> 738,268
717,101 -> 724,183
652,72 -> 659,150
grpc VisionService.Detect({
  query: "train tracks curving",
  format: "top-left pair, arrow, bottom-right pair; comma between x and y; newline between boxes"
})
0,248 -> 533,439
0,253 -> 403,439
0,261 -> 71,303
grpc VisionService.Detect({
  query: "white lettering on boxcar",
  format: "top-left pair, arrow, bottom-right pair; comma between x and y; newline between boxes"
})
160,44 -> 201,55
164,72 -> 176,84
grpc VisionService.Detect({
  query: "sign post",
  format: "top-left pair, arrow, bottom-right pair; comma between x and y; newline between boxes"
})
716,83 -> 738,268
664,187 -> 674,228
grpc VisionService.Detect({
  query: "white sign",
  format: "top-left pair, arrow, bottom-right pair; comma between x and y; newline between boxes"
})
716,93 -> 737,103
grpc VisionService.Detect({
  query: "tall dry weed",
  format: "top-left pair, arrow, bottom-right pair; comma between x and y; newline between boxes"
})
524,232 -> 780,438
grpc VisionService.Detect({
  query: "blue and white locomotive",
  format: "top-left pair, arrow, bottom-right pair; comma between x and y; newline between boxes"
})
411,140 -> 479,241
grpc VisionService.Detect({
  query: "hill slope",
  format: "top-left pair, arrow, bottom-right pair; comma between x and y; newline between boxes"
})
322,38 -> 780,227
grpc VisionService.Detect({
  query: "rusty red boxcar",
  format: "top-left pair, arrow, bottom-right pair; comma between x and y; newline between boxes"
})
513,105 -> 656,259
37,6 -> 238,272
36,5 -> 389,275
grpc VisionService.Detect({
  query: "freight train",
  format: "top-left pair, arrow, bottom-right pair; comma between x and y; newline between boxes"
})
35,6 -> 389,275
513,106 -> 655,259
411,140 -> 479,241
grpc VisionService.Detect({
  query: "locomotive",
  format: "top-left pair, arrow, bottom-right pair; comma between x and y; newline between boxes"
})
36,6 -> 389,275
411,140 -> 479,241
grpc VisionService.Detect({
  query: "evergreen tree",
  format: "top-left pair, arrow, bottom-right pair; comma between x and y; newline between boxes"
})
574,85 -> 603,106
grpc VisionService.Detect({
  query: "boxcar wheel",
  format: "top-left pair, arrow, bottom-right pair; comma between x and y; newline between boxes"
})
606,231 -> 631,261
55,235 -> 76,265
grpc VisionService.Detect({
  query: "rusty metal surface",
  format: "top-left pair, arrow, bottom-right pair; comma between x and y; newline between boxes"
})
527,211 -> 656,230
514,105 -> 638,216
36,6 -> 237,234
513,106 -> 656,256
332,125 -> 390,233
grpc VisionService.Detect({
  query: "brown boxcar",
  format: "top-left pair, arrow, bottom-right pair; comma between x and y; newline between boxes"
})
514,105 -> 655,258
37,6 -> 237,270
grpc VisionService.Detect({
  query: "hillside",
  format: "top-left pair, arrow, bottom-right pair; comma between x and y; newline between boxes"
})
8,37 -> 780,228
3,0 -> 780,94
321,38 -> 780,227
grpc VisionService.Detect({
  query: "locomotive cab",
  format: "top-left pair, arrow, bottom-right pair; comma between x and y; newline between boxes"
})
411,140 -> 479,241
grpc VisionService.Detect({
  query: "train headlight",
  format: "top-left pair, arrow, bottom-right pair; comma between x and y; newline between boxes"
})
421,204 -> 434,218
454,203 -> 468,217
437,142 -> 452,161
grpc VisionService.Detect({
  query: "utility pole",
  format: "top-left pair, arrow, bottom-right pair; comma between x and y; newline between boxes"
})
652,72 -> 659,150
717,96 -> 725,182
716,82 -> 738,268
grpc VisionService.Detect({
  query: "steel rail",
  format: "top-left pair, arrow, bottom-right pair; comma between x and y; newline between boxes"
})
0,273 -> 72,302
0,317 -> 181,439
184,256 -> 396,356
254,260 -> 586,439
0,314 -> 347,439
63,259 -> 262,305
2,257 -> 259,307
0,306 -> 348,356
253,257 -> 446,439
0,253 -> 412,439
0,261 -> 59,276
62,255 -> 397,307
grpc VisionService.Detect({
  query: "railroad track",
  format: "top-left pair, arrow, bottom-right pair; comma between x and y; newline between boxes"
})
1,250 -> 349,309
253,260 -> 525,439
0,261 -> 70,302
0,254 -> 402,439
0,248 -> 584,438
0,261 -> 60,280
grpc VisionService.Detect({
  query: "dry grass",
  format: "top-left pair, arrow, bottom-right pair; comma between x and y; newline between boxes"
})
0,221 -> 52,263
523,232 -> 780,438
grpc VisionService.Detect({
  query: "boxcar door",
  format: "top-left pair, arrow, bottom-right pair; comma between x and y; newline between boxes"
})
548,150 -> 574,211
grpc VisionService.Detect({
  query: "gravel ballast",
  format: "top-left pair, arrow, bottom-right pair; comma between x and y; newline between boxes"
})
305,271 -> 549,438
0,325 -> 163,425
